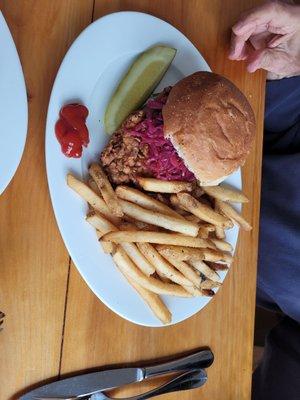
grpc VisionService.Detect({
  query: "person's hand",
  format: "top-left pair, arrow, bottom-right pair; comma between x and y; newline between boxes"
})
229,1 -> 300,79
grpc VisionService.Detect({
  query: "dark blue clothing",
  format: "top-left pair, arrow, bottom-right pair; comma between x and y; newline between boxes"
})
257,76 -> 300,322
253,76 -> 300,399
252,317 -> 300,400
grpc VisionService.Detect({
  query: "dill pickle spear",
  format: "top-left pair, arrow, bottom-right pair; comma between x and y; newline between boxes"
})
104,46 -> 176,134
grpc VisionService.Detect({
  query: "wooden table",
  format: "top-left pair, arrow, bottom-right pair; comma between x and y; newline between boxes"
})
0,1 -> 265,399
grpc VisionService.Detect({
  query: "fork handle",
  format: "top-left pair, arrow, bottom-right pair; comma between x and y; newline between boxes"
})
143,349 -> 213,379
127,370 -> 207,400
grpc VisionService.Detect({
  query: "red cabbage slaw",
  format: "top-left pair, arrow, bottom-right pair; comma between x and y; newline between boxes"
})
127,87 -> 195,182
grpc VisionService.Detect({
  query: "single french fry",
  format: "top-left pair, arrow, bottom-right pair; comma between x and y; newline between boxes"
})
122,217 -> 157,231
113,248 -> 191,297
183,284 -> 204,296
200,279 -> 221,290
119,199 -> 199,237
136,243 -> 196,289
88,178 -> 102,196
156,245 -> 233,264
86,210 -> 118,233
121,242 -> 155,276
115,186 -> 183,219
137,177 -> 193,193
203,185 -> 249,203
189,260 -> 221,283
214,202 -> 226,239
215,200 -> 252,231
95,230 -> 115,254
124,274 -> 172,324
88,163 -> 123,217
102,230 -> 215,249
159,252 -> 202,289
177,193 -> 233,228
210,238 -> 233,252
86,211 -> 118,254
67,174 -> 121,225
201,248 -> 233,264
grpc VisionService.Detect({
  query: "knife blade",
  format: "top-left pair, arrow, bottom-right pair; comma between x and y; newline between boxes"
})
20,349 -> 213,399
19,368 -> 143,399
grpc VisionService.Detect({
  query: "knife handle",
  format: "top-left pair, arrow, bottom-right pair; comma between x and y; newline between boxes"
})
143,349 -> 214,379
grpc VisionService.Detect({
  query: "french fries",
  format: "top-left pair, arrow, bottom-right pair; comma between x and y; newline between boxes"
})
121,242 -> 155,276
177,193 -> 233,228
201,248 -> 233,264
125,274 -> 172,324
136,243 -> 202,296
215,199 -> 252,231
156,245 -> 233,264
89,163 -> 123,217
116,186 -> 183,219
159,253 -> 202,289
113,248 -> 191,297
88,178 -> 101,196
67,159 -> 251,324
102,231 -> 215,249
67,174 -> 121,225
86,211 -> 117,254
210,238 -> 233,252
137,177 -> 193,193
215,226 -> 225,239
136,243 -> 197,289
203,184 -> 249,203
94,229 -> 115,254
200,279 -> 221,290
169,194 -> 190,212
86,211 -> 155,276
119,199 -> 199,237
189,260 -> 221,283
86,210 -> 118,233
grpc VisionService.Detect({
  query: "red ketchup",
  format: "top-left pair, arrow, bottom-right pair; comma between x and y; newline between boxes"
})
55,104 -> 89,158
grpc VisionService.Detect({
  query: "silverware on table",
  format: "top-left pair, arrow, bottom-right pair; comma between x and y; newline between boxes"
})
20,349 -> 213,399
34,369 -> 207,400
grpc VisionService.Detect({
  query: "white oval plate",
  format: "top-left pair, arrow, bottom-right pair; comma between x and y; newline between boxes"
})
0,12 -> 28,195
46,12 -> 240,327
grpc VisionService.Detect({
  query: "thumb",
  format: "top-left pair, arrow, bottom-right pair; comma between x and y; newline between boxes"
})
246,47 -> 287,73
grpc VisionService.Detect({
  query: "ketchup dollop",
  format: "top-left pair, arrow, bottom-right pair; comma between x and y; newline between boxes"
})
55,104 -> 89,158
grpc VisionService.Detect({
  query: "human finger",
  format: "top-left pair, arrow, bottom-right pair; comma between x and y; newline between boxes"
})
246,47 -> 289,74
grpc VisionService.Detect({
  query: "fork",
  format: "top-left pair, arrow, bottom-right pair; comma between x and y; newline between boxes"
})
35,369 -> 207,400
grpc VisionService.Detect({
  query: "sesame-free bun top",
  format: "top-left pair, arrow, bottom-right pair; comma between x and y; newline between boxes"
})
162,71 -> 256,186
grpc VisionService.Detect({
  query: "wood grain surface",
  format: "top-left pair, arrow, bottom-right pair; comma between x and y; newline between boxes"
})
0,1 -> 265,399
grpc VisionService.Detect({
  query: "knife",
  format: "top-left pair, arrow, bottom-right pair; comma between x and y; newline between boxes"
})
20,349 -> 213,399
